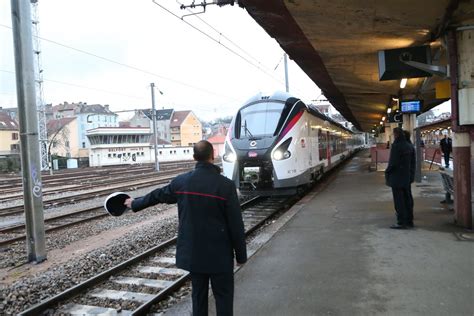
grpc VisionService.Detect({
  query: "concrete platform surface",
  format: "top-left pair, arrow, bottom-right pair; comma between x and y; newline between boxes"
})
169,152 -> 474,315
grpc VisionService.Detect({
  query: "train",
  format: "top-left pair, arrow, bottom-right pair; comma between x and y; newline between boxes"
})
222,91 -> 365,194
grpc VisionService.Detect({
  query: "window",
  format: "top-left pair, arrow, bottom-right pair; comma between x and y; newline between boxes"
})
237,101 -> 285,139
65,141 -> 70,148
108,154 -> 111,158
12,133 -> 19,140
82,142 -> 86,148
10,144 -> 19,151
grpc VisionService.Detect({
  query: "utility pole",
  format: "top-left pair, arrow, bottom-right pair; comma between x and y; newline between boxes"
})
150,83 -> 160,172
11,0 -> 46,263
284,53 -> 289,93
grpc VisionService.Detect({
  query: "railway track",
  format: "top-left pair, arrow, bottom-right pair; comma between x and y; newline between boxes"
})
19,195 -> 294,315
0,168 -> 192,217
0,206 -> 107,247
0,161 -> 196,196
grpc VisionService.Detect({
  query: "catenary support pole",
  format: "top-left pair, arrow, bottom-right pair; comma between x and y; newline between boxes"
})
150,83 -> 160,172
11,0 -> 46,262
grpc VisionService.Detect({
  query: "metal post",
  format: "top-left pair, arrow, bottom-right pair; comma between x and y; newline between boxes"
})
150,83 -> 160,172
415,128 -> 422,183
283,53 -> 289,93
11,0 -> 46,263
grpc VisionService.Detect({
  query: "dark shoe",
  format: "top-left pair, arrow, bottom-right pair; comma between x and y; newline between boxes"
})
390,224 -> 407,229
440,200 -> 447,204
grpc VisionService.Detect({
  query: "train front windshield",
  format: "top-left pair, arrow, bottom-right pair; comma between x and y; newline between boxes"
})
238,102 -> 284,139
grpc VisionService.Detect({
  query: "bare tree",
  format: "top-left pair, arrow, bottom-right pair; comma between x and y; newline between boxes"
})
47,119 -> 71,175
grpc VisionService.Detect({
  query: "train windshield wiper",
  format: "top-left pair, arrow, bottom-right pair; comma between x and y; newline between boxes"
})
242,120 -> 254,139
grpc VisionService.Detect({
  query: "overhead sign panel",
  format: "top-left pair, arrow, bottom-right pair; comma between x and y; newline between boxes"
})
378,45 -> 432,81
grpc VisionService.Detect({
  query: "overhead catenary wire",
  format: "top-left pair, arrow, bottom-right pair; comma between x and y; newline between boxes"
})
177,0 -> 268,69
0,69 -> 147,100
152,1 -> 286,86
0,23 -> 238,101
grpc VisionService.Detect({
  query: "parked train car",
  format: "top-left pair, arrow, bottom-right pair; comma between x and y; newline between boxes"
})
222,91 -> 364,194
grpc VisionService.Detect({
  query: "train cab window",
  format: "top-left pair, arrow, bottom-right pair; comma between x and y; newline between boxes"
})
236,101 -> 285,139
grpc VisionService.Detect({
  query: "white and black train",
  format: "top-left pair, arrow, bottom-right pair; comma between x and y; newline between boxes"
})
222,91 -> 365,194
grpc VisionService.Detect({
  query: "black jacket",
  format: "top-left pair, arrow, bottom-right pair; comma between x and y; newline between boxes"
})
385,137 -> 414,188
131,162 -> 247,273
440,137 -> 452,153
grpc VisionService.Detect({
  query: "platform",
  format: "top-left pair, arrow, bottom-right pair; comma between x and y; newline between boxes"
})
166,152 -> 473,316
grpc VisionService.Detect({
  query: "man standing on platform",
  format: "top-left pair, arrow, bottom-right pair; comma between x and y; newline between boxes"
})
385,128 -> 414,229
440,133 -> 452,168
124,140 -> 247,315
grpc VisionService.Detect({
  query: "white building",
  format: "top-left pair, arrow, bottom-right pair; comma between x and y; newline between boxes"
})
87,127 -> 152,167
87,127 -> 194,167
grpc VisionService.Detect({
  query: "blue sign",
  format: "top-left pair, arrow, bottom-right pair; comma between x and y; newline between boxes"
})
401,100 -> 422,113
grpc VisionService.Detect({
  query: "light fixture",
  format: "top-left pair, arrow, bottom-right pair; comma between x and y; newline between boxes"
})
400,78 -> 408,89
380,121 -> 383,125
387,108 -> 392,114
392,97 -> 399,101
382,116 -> 386,121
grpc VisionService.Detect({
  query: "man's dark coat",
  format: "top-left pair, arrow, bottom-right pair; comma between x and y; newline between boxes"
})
132,162 -> 247,274
385,136 -> 414,188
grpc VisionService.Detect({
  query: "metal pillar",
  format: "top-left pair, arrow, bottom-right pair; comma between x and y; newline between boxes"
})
11,0 -> 46,262
150,83 -> 160,172
414,128 -> 422,183
283,53 -> 289,93
451,28 -> 473,229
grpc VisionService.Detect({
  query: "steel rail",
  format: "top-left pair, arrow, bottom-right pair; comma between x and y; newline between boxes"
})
18,195 -> 267,316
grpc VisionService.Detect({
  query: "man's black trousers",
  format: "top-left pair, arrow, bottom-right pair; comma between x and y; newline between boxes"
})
443,152 -> 450,167
191,271 -> 234,316
392,187 -> 412,226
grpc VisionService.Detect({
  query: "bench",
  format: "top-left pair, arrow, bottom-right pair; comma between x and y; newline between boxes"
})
440,170 -> 454,204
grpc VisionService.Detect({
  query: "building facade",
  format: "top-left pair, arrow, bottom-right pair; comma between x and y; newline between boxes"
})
47,117 -> 81,158
170,110 -> 202,146
52,102 -> 119,153
0,112 -> 20,155
87,127 -> 152,167
86,127 -> 194,167
129,109 -> 174,142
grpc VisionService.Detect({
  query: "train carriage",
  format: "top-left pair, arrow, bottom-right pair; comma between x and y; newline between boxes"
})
222,91 -> 364,194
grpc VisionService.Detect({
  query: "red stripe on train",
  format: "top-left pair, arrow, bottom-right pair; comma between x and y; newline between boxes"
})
279,110 -> 304,140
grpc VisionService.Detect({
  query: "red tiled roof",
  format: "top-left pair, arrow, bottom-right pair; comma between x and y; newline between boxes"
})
170,110 -> 191,128
0,112 -> 18,130
207,135 -> 226,144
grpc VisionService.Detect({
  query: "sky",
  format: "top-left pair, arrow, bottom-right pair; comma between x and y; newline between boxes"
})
0,0 -> 324,122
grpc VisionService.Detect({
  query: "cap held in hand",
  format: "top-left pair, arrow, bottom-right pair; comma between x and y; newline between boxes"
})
104,192 -> 131,216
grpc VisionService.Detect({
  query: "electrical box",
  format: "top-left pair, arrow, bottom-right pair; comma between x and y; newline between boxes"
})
459,87 -> 474,125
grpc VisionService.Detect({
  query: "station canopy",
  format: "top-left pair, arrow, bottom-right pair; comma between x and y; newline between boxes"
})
238,0 -> 474,131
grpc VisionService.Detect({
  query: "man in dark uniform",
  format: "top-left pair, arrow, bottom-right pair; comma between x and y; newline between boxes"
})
124,140 -> 247,315
385,128 -> 414,229
440,134 -> 452,168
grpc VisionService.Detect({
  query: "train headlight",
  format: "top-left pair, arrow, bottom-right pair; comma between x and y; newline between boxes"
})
272,137 -> 292,161
273,150 -> 291,160
223,152 -> 236,163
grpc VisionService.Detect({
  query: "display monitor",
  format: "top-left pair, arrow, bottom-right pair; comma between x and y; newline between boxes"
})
400,100 -> 422,113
